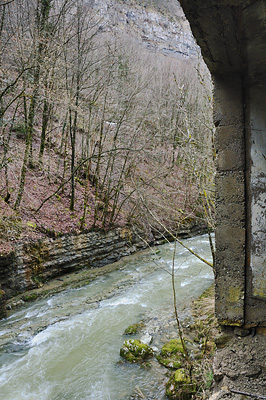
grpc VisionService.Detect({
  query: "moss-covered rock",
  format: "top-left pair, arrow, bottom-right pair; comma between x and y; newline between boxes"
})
21,292 -> 38,302
120,339 -> 153,363
166,368 -> 196,400
157,338 -> 185,370
123,322 -> 145,335
157,355 -> 183,369
161,339 -> 184,356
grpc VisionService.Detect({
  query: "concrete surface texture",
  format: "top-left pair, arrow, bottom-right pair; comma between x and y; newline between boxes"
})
180,0 -> 266,328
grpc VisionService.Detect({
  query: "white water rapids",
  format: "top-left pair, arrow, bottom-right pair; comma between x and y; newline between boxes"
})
0,234 -> 214,399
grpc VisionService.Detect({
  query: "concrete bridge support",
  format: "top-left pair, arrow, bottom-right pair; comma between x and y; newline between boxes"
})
180,0 -> 266,328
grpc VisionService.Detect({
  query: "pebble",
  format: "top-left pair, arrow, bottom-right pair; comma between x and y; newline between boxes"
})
140,333 -> 153,345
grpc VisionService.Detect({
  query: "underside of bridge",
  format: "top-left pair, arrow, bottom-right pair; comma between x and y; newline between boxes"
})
180,0 -> 266,328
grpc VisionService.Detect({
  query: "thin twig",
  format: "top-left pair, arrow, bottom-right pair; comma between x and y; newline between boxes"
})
229,388 -> 266,399
172,237 -> 190,363
34,147 -> 143,213
135,386 -> 147,399
137,192 -> 213,268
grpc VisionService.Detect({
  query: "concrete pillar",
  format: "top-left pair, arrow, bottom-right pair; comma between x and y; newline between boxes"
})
214,74 -> 246,326
179,0 -> 266,329
244,80 -> 266,326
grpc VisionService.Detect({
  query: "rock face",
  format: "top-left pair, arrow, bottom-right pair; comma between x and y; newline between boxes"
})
0,228 -> 139,297
0,288 -> 6,319
92,0 -> 198,59
0,222 -> 205,302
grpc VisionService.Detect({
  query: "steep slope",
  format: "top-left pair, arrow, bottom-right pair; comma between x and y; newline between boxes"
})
92,0 -> 199,58
0,0 -> 212,255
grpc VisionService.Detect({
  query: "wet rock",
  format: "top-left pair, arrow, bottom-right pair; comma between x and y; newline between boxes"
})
157,339 -> 184,370
166,368 -> 196,400
151,345 -> 159,353
123,322 -> 145,335
9,299 -> 25,309
120,339 -> 154,363
139,333 -> 153,345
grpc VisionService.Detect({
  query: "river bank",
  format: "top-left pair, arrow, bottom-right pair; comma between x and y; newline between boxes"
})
0,234 -> 214,399
121,284 -> 219,400
0,222 -> 207,311
4,230 -> 264,400
5,246 -> 156,313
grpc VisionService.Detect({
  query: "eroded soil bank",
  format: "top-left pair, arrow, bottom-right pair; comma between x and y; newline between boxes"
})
210,329 -> 266,400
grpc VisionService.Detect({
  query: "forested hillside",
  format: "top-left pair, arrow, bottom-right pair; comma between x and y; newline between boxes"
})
0,0 -> 214,254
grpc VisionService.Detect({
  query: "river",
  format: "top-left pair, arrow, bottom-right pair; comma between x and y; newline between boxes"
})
0,234 -> 214,400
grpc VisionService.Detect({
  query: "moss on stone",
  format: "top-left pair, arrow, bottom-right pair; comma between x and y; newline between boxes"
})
156,354 -> 182,369
174,368 -> 190,384
161,339 -> 184,357
157,338 -> 185,370
21,292 -> 38,302
228,286 -> 243,303
120,339 -> 153,363
123,322 -> 145,335
166,368 -> 197,400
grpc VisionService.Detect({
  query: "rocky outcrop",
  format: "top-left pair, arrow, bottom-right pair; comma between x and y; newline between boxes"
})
0,287 -> 6,319
0,223 -> 205,298
93,0 -> 198,59
0,227 -> 139,298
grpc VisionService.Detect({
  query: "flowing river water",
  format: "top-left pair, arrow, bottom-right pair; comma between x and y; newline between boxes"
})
0,234 -> 214,400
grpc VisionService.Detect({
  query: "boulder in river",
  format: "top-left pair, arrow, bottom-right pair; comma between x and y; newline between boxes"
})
166,368 -> 197,400
157,338 -> 185,369
123,322 -> 145,335
120,339 -> 154,363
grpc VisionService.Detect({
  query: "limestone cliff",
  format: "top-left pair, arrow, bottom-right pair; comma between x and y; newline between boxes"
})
91,0 -> 199,59
0,223 -> 205,300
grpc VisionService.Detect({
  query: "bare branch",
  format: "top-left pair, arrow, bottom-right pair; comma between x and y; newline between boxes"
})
0,0 -> 14,6
229,388 -> 266,400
